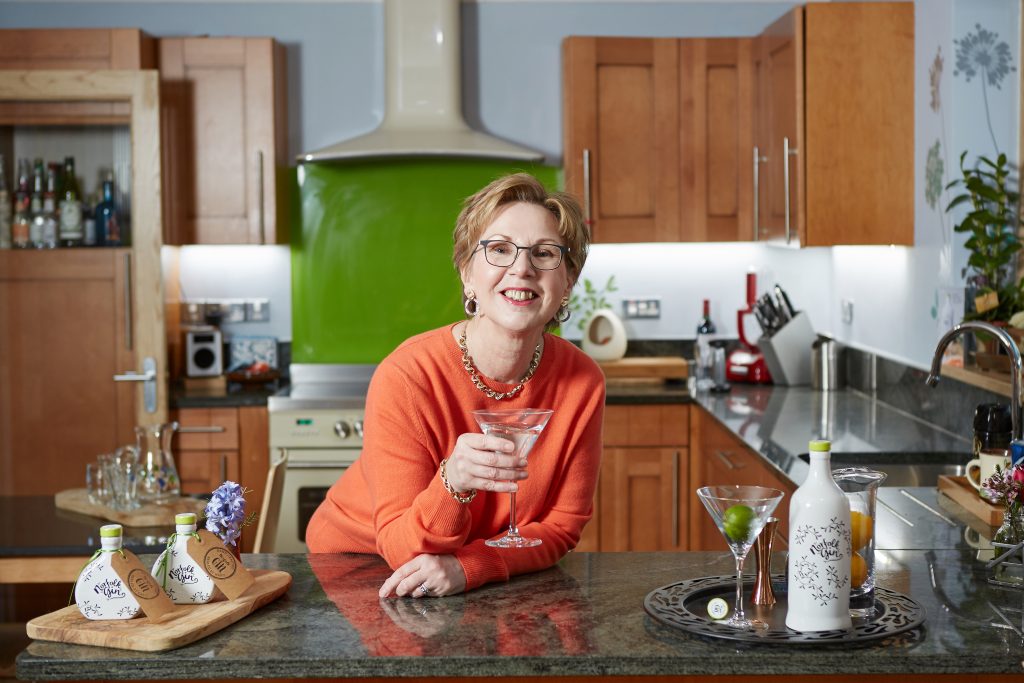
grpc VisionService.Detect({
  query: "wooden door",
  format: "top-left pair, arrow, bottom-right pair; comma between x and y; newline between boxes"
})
159,37 -> 288,245
563,37 -> 680,243
754,7 -> 803,246
803,2 -> 913,246
0,71 -> 168,496
680,38 -> 755,242
600,447 -> 686,551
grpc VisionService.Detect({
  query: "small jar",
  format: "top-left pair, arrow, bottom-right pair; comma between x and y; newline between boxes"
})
151,512 -> 216,604
74,524 -> 141,620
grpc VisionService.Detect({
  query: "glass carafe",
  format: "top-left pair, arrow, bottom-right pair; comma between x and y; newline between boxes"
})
134,422 -> 180,503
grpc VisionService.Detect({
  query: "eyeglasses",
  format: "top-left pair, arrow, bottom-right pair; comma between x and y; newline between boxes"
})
477,240 -> 569,271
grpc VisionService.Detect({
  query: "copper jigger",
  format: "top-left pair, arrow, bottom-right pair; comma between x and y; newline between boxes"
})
752,517 -> 779,606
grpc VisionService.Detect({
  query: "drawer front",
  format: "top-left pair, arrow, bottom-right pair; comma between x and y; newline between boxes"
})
175,408 -> 239,450
604,404 -> 688,447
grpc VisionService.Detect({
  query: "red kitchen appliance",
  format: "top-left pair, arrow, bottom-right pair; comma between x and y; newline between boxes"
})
727,273 -> 773,384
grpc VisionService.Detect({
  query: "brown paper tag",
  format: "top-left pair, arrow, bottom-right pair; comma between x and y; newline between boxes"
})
186,529 -> 255,600
109,550 -> 176,621
975,290 -> 999,314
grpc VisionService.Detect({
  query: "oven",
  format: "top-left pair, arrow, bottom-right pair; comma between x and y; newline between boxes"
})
267,365 -> 374,553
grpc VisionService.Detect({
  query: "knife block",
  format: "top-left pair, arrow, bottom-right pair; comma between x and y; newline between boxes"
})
758,312 -> 816,385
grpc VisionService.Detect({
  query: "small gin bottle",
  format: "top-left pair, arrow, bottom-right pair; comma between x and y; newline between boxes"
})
74,524 -> 141,620
151,512 -> 216,604
786,440 -> 852,632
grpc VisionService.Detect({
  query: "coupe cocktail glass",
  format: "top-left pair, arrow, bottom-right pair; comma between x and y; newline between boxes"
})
472,408 -> 553,548
696,485 -> 784,629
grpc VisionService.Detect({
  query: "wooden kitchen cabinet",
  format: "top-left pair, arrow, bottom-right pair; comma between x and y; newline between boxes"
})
158,37 -> 289,245
753,3 -> 913,246
597,404 -> 689,551
564,36 -> 754,243
172,406 -> 269,553
689,406 -> 796,551
563,37 -> 680,243
0,29 -> 155,125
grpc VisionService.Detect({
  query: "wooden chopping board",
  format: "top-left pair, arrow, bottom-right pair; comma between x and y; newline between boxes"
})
597,357 -> 689,380
937,475 -> 1002,526
27,569 -> 291,652
55,489 -> 208,527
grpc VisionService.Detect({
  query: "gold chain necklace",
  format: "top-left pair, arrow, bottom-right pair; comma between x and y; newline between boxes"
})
458,327 -> 541,400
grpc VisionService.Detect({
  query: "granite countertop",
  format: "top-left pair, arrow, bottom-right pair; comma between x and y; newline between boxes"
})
170,383 -> 281,409
604,379 -> 691,405
692,385 -> 972,491
18,550 -> 1024,679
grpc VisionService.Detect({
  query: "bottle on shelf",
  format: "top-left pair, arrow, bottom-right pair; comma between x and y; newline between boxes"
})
33,166 -> 59,249
95,172 -> 122,247
11,158 -> 31,249
0,155 -> 10,249
58,156 -> 84,247
786,439 -> 852,632
694,298 -> 717,392
28,158 -> 44,248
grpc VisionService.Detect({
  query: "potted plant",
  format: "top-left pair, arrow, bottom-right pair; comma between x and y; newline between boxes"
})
946,152 -> 1024,366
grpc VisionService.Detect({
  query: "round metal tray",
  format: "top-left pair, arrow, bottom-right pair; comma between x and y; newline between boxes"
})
644,575 -> 925,644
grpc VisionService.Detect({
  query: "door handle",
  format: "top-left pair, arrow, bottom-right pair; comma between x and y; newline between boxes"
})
113,356 -> 158,413
783,136 -> 799,244
178,426 -> 226,434
220,453 -> 228,483
256,150 -> 266,244
582,148 -> 592,228
672,450 -> 680,547
753,146 -> 767,240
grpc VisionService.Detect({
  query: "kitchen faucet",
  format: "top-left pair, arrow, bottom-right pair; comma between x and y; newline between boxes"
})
927,321 -> 1022,441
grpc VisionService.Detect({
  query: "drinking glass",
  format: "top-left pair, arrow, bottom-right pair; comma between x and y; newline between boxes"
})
472,408 -> 553,548
696,485 -> 784,629
86,461 -> 111,505
833,467 -> 887,617
103,446 -> 141,512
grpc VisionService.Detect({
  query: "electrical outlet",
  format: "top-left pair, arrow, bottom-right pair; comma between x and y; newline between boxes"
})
841,299 -> 854,324
622,298 -> 661,319
245,299 -> 271,322
225,301 -> 247,323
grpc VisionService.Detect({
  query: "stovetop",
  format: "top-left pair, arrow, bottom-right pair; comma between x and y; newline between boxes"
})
268,364 -> 376,412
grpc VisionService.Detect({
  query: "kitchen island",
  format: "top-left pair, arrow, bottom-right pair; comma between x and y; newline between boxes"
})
16,549 -> 1024,680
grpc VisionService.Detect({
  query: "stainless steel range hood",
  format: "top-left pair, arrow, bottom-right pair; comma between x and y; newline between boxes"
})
299,0 -> 543,163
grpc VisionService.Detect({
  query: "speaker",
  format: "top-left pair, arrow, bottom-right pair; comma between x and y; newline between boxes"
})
185,328 -> 223,377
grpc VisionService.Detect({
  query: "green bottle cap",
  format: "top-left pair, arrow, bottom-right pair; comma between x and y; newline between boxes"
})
809,440 -> 832,452
99,524 -> 123,538
175,513 -> 197,525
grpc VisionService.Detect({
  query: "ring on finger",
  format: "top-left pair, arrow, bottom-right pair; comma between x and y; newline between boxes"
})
417,583 -> 430,597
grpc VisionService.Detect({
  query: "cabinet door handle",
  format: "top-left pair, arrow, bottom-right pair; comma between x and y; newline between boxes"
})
672,450 -> 680,547
123,252 -> 133,351
582,148 -> 592,228
783,136 -> 799,244
715,450 -> 744,470
178,425 -> 227,434
752,146 -> 767,240
220,453 -> 228,483
256,150 -> 266,244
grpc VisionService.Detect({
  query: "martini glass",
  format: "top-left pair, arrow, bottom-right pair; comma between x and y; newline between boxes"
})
472,408 -> 553,548
696,485 -> 784,629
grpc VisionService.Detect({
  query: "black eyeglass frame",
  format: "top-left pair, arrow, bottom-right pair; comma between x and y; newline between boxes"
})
476,240 -> 570,271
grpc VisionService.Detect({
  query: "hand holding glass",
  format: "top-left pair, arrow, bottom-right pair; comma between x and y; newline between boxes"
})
472,408 -> 553,548
697,485 -> 784,629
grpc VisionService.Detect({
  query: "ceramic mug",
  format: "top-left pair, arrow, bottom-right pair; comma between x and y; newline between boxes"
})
966,451 -> 1011,492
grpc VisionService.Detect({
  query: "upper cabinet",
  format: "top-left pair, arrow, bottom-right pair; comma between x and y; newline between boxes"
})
754,3 -> 914,246
563,37 -> 680,243
158,37 -> 289,245
563,2 -> 914,247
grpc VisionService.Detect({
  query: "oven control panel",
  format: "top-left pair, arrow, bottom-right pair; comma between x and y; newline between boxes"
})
270,410 -> 366,449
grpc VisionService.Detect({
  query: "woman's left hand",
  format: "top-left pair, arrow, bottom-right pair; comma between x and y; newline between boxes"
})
379,553 -> 466,598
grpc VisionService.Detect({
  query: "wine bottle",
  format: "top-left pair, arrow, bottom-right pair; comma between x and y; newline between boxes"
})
695,299 -> 717,391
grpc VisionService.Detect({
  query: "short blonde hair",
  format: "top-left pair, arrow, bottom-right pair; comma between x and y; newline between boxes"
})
452,173 -> 589,284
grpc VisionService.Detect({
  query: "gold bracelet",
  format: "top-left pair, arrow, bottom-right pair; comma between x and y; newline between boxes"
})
439,458 -> 477,504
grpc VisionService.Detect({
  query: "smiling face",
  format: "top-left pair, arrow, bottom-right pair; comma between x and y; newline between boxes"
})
461,201 -> 573,337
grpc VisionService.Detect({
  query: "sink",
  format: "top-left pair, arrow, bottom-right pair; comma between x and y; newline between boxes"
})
796,451 -> 968,488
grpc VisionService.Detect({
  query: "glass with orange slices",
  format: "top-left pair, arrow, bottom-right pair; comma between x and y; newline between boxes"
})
833,467 -> 888,617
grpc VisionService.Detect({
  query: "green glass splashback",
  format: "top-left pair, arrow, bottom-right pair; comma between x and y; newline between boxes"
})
293,159 -> 560,363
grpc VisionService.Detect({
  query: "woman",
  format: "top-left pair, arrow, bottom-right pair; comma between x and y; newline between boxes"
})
306,173 -> 605,598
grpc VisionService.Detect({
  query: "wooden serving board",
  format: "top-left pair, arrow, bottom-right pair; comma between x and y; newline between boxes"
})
55,489 -> 207,527
937,475 -> 1003,526
597,357 -> 689,380
27,569 -> 291,652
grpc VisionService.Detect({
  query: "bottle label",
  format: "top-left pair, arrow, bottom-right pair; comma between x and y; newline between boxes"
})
59,200 -> 83,240
791,517 -> 852,604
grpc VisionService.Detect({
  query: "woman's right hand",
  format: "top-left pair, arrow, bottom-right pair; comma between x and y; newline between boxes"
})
443,433 -> 527,494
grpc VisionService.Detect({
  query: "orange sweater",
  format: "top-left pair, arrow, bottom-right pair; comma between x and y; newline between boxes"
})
306,324 -> 605,590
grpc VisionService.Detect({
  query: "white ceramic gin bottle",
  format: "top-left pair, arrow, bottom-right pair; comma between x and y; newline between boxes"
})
74,524 -> 141,620
786,440 -> 853,631
151,512 -> 216,604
